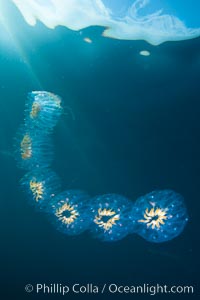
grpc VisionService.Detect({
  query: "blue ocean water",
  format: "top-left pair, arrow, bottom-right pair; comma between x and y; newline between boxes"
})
0,1 -> 200,299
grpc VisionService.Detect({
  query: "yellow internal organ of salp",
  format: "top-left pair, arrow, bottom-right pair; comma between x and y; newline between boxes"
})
138,207 -> 167,229
94,208 -> 120,231
30,102 -> 41,118
55,203 -> 79,225
20,134 -> 32,159
30,180 -> 43,202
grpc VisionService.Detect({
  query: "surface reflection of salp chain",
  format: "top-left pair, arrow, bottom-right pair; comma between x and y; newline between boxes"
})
12,0 -> 200,45
130,190 -> 189,243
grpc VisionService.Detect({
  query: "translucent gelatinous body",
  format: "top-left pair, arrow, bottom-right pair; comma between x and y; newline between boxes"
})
14,91 -> 189,243
130,190 -> 189,243
47,190 -> 93,235
14,124 -> 53,170
20,168 -> 61,211
25,91 -> 63,132
89,194 -> 133,241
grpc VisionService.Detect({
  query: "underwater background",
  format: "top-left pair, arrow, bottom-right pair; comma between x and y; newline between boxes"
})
0,1 -> 200,299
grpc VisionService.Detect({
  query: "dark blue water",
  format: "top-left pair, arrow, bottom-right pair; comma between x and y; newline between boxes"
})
0,2 -> 200,299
